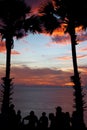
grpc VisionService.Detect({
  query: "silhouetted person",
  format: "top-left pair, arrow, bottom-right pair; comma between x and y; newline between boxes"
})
23,111 -> 38,129
9,104 -> 16,116
16,110 -> 22,129
0,113 -> 5,129
71,111 -> 86,129
8,104 -> 16,129
55,106 -> 65,129
39,112 -> 48,129
64,112 -> 71,129
49,113 -> 56,130
71,111 -> 79,129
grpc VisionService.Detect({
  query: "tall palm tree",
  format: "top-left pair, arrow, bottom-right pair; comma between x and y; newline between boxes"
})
0,0 -> 30,116
38,0 -> 87,128
0,0 -> 42,117
55,1 -> 87,128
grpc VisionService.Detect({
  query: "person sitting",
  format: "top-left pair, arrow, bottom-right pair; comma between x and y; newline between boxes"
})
23,110 -> 38,129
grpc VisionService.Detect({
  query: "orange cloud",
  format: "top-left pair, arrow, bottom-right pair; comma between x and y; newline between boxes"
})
65,82 -> 74,86
75,26 -> 83,33
78,66 -> 87,73
8,66 -> 73,87
0,65 -> 87,87
50,26 -> 87,45
52,24 -> 67,36
0,40 -> 6,53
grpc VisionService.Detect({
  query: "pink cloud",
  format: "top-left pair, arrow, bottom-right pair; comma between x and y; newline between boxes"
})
79,47 -> 87,52
78,66 -> 87,86
51,34 -> 70,45
77,54 -> 87,59
0,40 -> 20,55
77,32 -> 87,42
56,56 -> 71,60
11,50 -> 20,55
25,0 -> 50,14
9,66 -> 73,87
0,65 -> 87,87
55,54 -> 87,61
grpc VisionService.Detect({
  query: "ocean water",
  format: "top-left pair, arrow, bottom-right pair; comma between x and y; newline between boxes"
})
12,86 -> 87,126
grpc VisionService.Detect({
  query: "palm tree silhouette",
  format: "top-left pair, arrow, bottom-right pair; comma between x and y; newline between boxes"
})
38,0 -> 86,128
0,0 -> 42,117
0,0 -> 30,116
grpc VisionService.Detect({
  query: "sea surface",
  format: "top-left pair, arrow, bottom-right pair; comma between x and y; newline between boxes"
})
0,85 -> 87,126
11,85 -> 87,126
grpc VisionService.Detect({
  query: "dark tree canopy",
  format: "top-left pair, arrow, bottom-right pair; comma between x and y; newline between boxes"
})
0,0 -> 30,40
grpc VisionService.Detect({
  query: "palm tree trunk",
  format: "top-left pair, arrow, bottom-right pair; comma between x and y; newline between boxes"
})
6,38 -> 11,79
69,25 -> 85,127
1,37 -> 12,115
70,32 -> 78,77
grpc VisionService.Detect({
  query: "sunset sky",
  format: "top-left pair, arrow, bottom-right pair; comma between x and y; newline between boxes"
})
0,0 -> 87,87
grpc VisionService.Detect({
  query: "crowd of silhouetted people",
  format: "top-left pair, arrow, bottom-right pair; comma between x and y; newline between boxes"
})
0,104 -> 87,130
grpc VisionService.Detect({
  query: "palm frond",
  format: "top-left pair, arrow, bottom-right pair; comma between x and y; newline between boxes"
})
38,1 -> 61,34
0,0 -> 31,39
40,14 -> 60,34
24,15 -> 42,33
